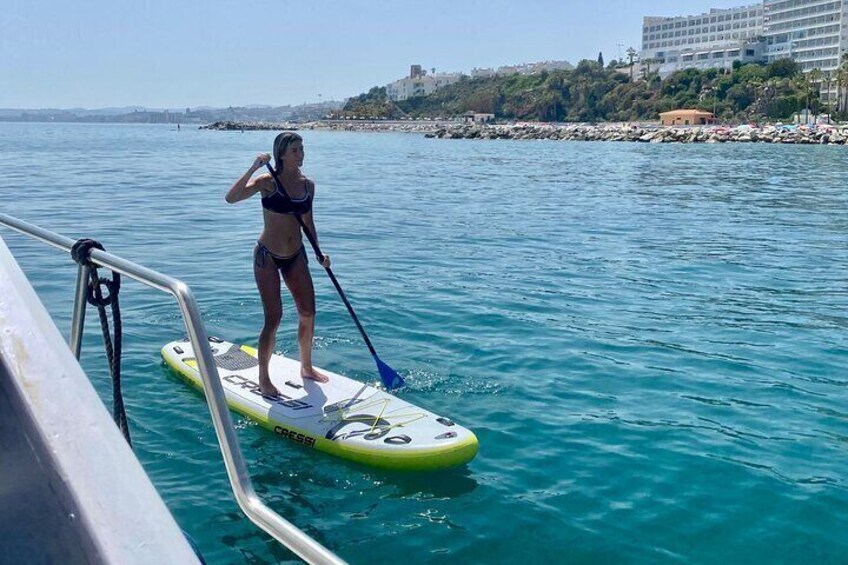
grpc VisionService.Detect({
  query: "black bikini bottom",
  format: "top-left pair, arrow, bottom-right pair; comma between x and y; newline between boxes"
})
254,242 -> 307,273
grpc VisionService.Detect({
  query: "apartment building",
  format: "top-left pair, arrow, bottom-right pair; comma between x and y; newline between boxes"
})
642,1 -> 848,79
762,0 -> 848,73
385,65 -> 463,102
642,4 -> 765,75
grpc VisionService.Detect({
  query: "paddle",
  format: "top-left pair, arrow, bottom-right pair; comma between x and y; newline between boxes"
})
264,163 -> 405,390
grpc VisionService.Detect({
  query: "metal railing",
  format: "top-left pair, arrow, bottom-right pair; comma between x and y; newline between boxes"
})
0,213 -> 344,565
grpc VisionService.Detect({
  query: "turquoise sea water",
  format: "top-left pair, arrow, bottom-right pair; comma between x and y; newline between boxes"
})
0,122 -> 846,564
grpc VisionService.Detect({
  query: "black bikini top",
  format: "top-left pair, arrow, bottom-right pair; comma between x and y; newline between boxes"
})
261,177 -> 313,215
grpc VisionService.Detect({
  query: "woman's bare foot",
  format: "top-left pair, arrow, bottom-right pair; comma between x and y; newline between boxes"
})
258,375 -> 280,397
301,365 -> 329,383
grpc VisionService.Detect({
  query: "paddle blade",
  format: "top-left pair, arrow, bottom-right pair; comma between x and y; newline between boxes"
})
376,356 -> 405,390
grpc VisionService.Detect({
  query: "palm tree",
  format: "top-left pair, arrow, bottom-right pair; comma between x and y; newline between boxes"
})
837,56 -> 848,116
747,77 -> 764,121
626,47 -> 637,81
699,85 -> 719,121
827,70 -> 837,117
806,68 -> 823,121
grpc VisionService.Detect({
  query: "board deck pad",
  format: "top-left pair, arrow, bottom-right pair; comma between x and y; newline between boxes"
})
161,338 -> 478,471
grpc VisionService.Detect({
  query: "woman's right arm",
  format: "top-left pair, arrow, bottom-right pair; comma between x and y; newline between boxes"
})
225,153 -> 271,203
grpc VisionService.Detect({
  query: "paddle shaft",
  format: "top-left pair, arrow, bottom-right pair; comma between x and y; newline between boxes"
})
264,164 -> 378,358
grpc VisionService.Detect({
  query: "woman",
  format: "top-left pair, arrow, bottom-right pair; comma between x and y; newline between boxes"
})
225,132 -> 331,396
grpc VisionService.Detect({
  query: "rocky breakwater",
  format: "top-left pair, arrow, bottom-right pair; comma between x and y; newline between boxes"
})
201,120 -> 445,133
300,120 -> 444,133
200,121 -> 299,131
426,123 -> 848,144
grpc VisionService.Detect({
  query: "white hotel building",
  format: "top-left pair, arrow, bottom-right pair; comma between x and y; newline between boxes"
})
762,0 -> 848,73
641,4 -> 766,75
642,1 -> 848,77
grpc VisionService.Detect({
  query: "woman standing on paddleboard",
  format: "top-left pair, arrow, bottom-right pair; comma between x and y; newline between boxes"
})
225,132 -> 331,396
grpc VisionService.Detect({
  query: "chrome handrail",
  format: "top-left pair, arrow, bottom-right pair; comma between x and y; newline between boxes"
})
0,212 -> 345,565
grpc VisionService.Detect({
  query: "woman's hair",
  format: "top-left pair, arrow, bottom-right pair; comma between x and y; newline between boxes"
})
273,131 -> 303,173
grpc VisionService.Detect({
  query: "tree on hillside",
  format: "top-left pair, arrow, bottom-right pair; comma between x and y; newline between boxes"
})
341,59 -> 811,122
598,52 -> 604,67
641,58 -> 659,81
337,86 -> 399,119
626,47 -> 637,81
725,83 -> 754,111
755,78 -> 777,117
734,62 -> 767,84
468,90 -> 497,114
767,58 -> 801,79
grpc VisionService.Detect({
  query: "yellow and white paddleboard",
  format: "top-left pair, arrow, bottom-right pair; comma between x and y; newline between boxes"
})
161,337 -> 478,471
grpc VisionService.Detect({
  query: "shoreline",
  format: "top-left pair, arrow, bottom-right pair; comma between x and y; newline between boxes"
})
201,120 -> 848,144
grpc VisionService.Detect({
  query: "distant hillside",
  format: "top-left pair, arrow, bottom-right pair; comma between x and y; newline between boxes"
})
0,106 -> 149,118
0,101 -> 344,124
338,58 -> 829,122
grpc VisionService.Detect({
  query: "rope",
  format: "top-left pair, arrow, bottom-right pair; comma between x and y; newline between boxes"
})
70,238 -> 131,447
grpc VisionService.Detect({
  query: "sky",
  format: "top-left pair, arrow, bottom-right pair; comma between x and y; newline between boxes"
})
1,0 -> 749,109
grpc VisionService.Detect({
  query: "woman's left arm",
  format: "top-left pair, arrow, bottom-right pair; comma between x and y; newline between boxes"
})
302,181 -> 331,268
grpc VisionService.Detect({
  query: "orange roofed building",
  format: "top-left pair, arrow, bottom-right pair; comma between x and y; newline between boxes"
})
659,109 -> 715,126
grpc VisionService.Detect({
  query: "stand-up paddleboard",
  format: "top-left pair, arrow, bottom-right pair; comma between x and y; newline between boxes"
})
161,337 -> 478,471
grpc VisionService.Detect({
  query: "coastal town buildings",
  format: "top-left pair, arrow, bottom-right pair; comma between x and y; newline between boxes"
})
387,60 -> 574,101
385,65 -> 462,102
471,60 -> 574,77
470,68 -> 497,78
642,1 -> 848,83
